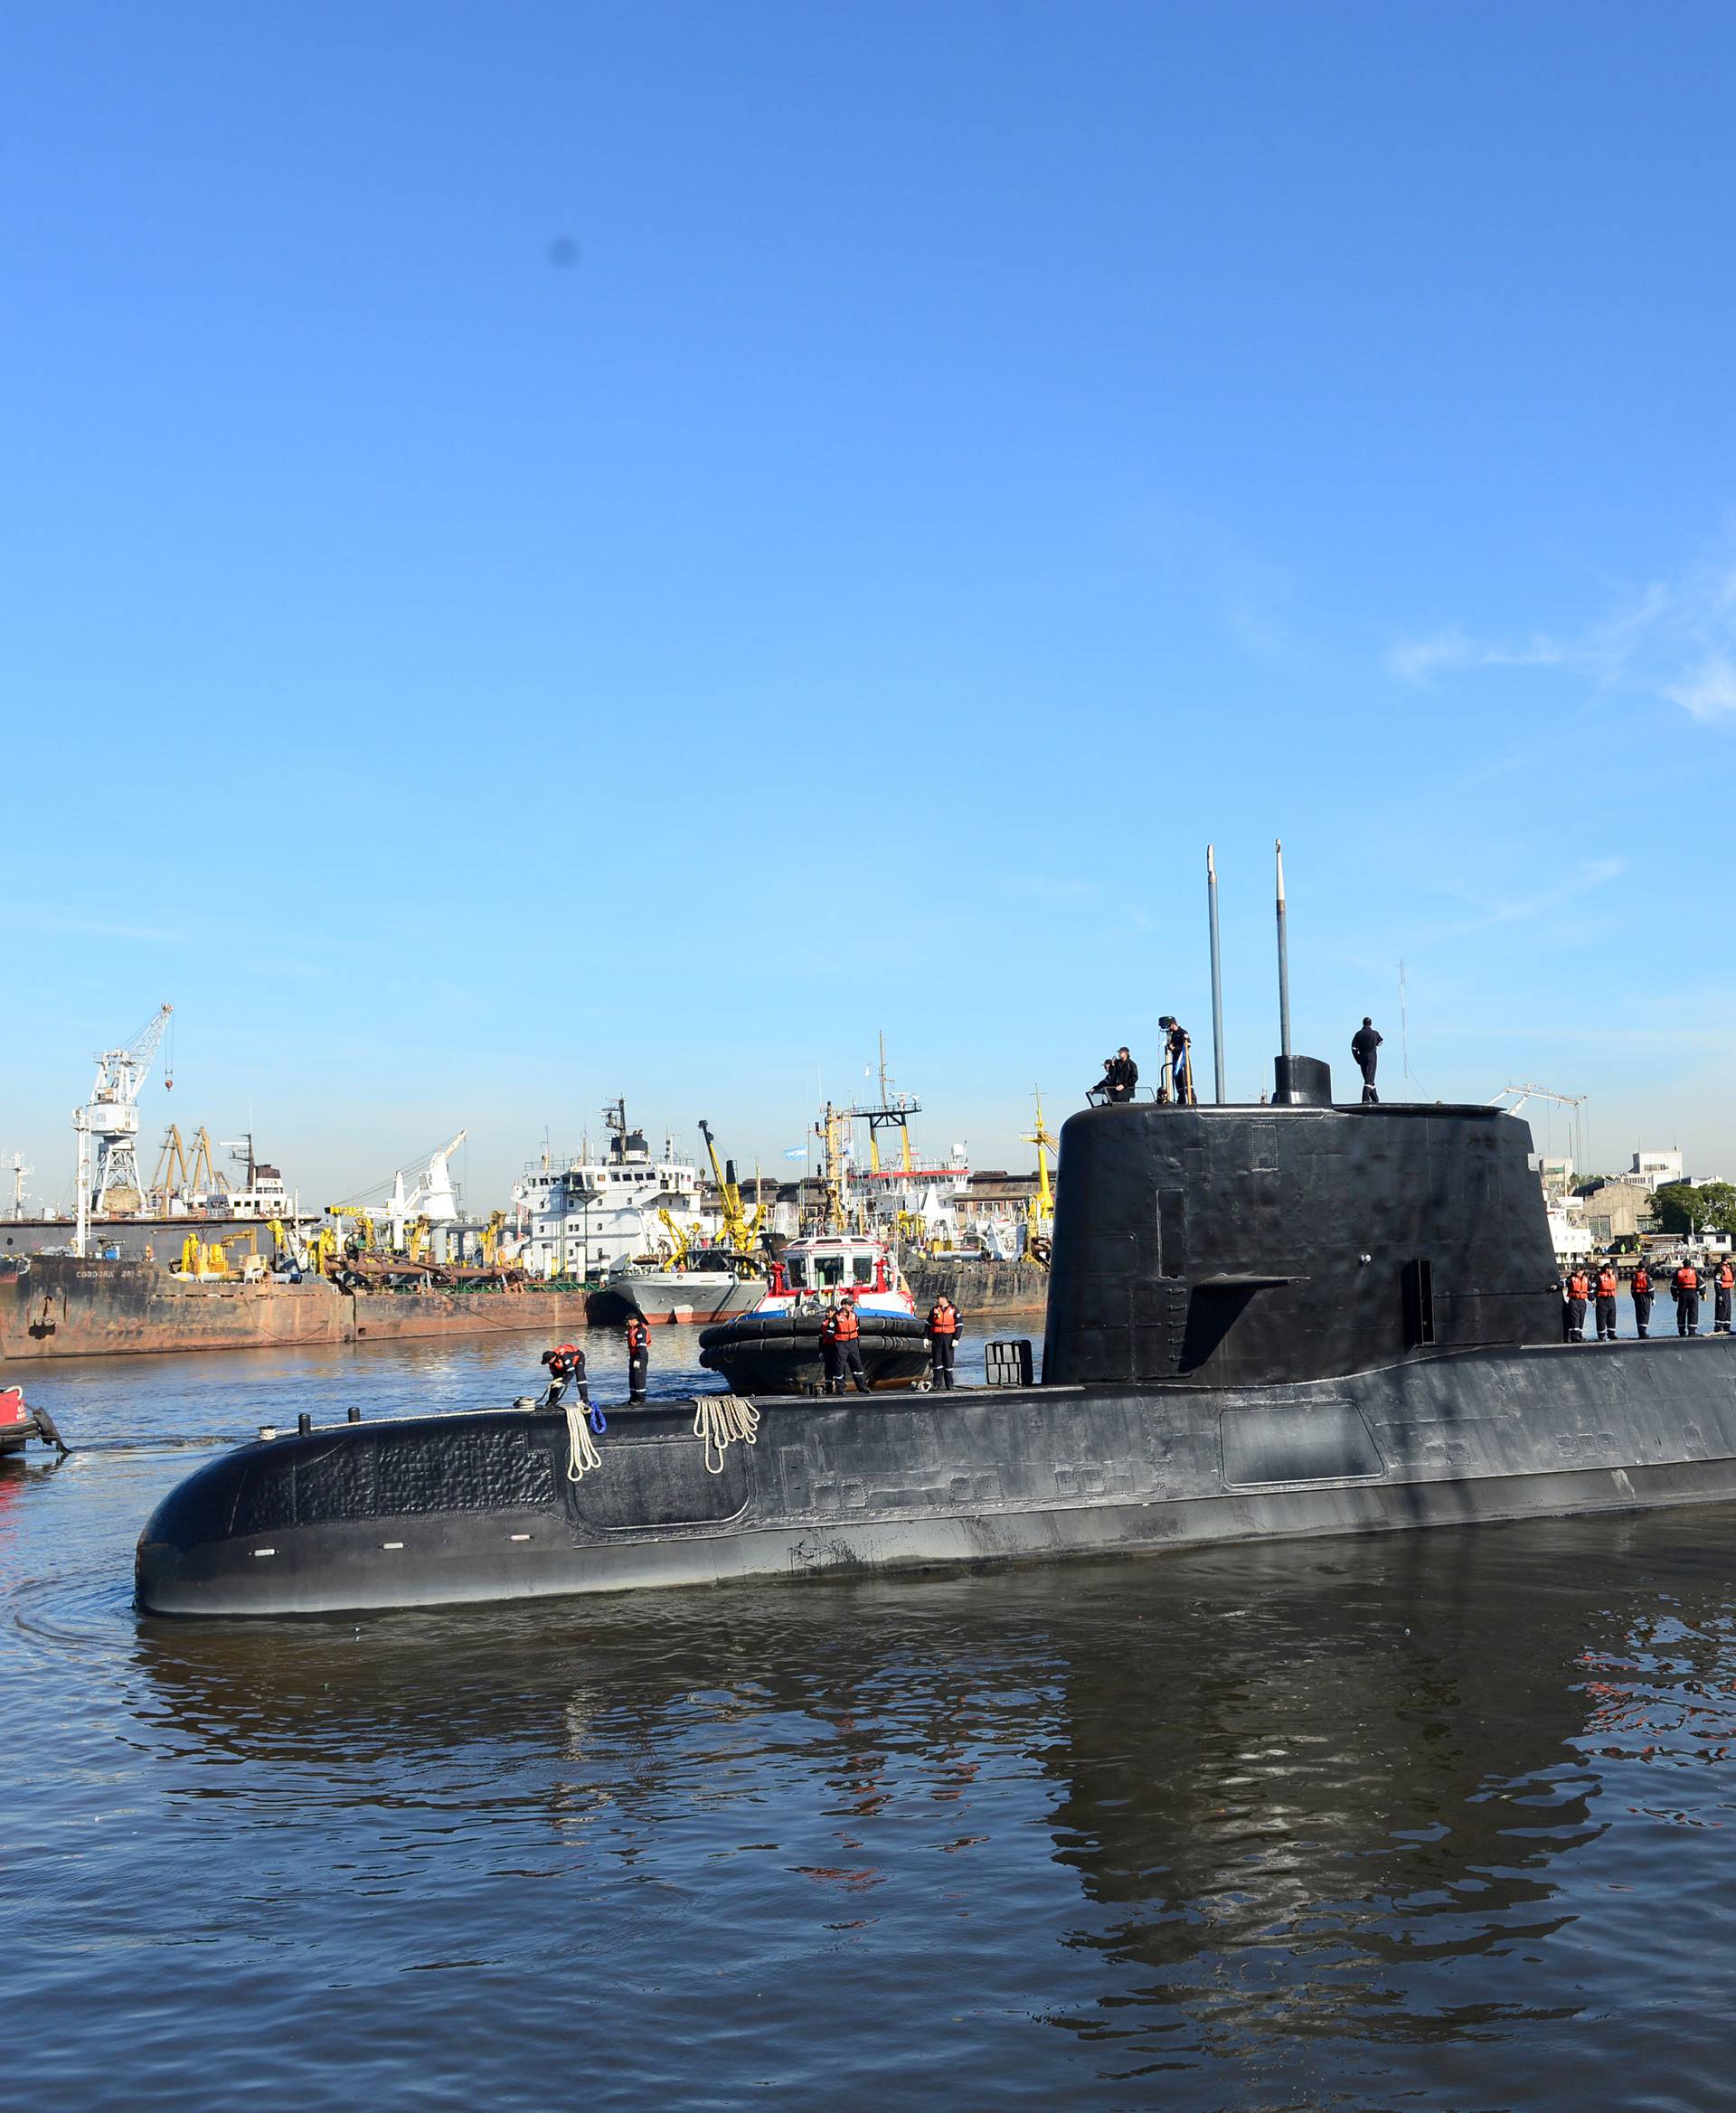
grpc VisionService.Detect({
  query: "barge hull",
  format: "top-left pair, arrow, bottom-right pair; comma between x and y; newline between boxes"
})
2,1259 -> 591,1362
137,1335 -> 1736,1617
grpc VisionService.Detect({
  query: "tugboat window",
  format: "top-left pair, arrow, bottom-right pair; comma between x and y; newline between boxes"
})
814,1256 -> 847,1288
787,1258 -> 808,1288
853,1257 -> 875,1285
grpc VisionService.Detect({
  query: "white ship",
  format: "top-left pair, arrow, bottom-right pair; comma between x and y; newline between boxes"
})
511,1101 -> 705,1281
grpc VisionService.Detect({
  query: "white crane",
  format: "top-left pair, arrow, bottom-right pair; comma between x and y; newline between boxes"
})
8,1153 -> 31,1222
73,1004 -> 173,1256
1487,1081 -> 1588,1182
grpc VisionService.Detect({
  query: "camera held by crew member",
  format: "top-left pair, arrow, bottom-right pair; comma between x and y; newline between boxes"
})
625,1312 -> 651,1403
1594,1261 -> 1619,1342
1630,1261 -> 1654,1339
927,1293 -> 960,1389
1094,1047 -> 1139,1105
1716,1259 -> 1735,1335
1351,1017 -> 1382,1106
1156,1017 -> 1196,1107
1562,1267 -> 1590,1343
1673,1259 -> 1703,1337
820,1295 -> 870,1394
540,1341 -> 589,1409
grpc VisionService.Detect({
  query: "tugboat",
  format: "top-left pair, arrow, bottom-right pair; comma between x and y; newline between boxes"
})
696,1231 -> 930,1392
1,1384 -> 64,1459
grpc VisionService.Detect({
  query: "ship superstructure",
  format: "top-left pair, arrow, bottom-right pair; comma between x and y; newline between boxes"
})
513,1101 -> 705,1281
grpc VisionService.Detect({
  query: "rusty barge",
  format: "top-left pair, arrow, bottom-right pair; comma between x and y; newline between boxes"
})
0,1256 -> 595,1363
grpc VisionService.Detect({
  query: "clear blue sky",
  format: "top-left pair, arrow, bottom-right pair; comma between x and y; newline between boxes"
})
6,1 -> 1735,1211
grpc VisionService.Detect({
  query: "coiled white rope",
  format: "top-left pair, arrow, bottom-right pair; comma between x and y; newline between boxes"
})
694,1392 -> 760,1475
564,1398 -> 602,1481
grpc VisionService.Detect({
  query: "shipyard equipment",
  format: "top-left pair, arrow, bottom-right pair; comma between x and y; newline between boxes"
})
73,1004 -> 173,1255
1022,1090 -> 1058,1234
698,1120 -> 763,1257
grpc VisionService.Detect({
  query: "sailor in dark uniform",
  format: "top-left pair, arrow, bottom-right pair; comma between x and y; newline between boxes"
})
1351,1018 -> 1382,1105
1098,1048 -> 1138,1104
540,1342 -> 588,1408
1673,1261 -> 1703,1337
1716,1259 -> 1734,1334
1157,1018 -> 1194,1106
626,1313 -> 651,1402
1594,1261 -> 1619,1342
1630,1262 -> 1654,1339
1562,1268 -> 1589,1343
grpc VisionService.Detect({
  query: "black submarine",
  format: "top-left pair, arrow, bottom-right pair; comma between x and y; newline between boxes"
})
135,1053 -> 1736,1618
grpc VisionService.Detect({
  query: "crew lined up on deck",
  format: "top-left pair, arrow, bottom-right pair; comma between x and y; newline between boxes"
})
1553,1254 -> 1736,1342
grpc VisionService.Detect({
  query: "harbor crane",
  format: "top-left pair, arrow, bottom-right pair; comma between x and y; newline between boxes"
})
1022,1090 -> 1059,1237
1488,1081 -> 1589,1183
698,1119 -> 764,1257
73,1004 -> 173,1257
8,1153 -> 32,1222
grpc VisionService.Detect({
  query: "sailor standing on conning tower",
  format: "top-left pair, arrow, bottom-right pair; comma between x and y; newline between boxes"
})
1351,1017 -> 1382,1105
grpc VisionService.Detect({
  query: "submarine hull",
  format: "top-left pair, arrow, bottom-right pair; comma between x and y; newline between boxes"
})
137,1335 -> 1736,1618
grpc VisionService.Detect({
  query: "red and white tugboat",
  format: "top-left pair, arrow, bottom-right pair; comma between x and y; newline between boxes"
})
0,1384 -> 64,1458
698,1231 -> 931,1393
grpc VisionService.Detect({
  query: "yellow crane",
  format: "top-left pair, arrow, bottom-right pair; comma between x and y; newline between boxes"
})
479,1210 -> 507,1268
698,1119 -> 764,1255
152,1126 -> 230,1210
185,1127 -> 225,1199
152,1126 -> 192,1205
1023,1089 -> 1058,1233
326,1203 -> 379,1250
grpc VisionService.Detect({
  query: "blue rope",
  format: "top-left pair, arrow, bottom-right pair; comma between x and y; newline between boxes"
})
588,1399 -> 608,1435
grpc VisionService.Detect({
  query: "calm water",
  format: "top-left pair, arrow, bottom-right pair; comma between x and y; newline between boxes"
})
6,1328 -> 1736,2109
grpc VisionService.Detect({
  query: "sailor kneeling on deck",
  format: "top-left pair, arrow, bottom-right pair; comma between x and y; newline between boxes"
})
541,1342 -> 589,1409
821,1296 -> 871,1395
927,1294 -> 960,1389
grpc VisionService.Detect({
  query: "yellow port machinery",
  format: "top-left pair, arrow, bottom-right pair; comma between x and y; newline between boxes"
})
1023,1089 -> 1058,1262
698,1120 -> 765,1256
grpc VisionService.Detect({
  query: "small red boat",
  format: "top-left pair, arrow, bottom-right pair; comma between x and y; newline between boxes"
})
0,1384 -> 63,1458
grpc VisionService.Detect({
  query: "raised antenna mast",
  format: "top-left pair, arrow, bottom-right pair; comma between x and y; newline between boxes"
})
1206,844 -> 1226,1104
1275,838 -> 1293,1093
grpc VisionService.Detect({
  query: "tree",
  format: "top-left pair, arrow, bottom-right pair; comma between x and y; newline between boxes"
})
1649,1181 -> 1736,1239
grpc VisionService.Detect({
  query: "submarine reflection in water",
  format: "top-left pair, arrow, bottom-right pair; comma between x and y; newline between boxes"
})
129,1515 -> 1736,2084
137,1061 -> 1736,1616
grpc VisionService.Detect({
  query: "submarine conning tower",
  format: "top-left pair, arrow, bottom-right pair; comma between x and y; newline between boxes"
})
1041,1060 -> 1561,1389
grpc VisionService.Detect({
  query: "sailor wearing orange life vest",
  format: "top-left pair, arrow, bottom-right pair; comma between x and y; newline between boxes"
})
926,1295 -> 960,1390
625,1313 -> 651,1403
1630,1263 -> 1654,1339
1673,1260 -> 1703,1337
1716,1260 -> 1735,1335
820,1296 -> 870,1395
540,1341 -> 588,1408
1562,1268 -> 1590,1343
1593,1263 -> 1620,1342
